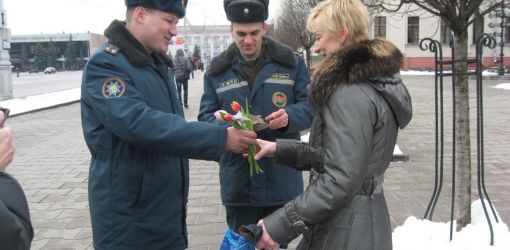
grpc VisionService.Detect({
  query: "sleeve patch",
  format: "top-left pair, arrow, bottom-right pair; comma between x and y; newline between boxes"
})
102,77 -> 126,98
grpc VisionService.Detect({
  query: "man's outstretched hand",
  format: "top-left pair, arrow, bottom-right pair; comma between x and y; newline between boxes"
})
225,127 -> 257,154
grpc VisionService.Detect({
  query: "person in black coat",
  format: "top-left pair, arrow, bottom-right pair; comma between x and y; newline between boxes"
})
0,108 -> 34,250
174,49 -> 192,108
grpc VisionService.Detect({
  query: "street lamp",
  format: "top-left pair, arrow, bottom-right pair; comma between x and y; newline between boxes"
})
0,0 -> 13,100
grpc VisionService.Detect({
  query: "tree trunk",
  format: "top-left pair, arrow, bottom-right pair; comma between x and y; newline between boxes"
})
305,48 -> 312,71
453,30 -> 472,231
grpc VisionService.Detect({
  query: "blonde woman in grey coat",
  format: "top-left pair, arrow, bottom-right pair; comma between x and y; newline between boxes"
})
253,0 -> 413,249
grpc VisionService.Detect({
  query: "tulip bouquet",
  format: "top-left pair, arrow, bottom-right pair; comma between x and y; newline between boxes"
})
214,101 -> 265,176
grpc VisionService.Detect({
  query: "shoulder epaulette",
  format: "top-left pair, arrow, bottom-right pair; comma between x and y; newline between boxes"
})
104,43 -> 120,55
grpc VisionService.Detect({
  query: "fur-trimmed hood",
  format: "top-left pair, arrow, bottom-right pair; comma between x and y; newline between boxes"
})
311,38 -> 412,128
207,36 -> 297,76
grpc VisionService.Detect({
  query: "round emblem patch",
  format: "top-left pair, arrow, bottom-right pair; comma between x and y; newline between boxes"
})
102,77 -> 126,98
272,92 -> 287,108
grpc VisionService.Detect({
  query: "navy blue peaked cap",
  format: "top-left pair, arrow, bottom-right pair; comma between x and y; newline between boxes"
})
125,0 -> 187,18
224,0 -> 269,23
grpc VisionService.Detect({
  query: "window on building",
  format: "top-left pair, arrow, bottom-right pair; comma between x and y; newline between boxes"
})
374,16 -> 386,38
194,36 -> 201,45
184,36 -> 191,44
407,16 -> 420,44
440,18 -> 452,44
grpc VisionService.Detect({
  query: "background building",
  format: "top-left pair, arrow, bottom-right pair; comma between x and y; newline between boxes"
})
170,24 -> 232,68
9,32 -> 106,72
369,6 -> 509,70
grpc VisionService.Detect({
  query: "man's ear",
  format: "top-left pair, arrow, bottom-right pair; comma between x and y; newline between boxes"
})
133,6 -> 147,23
261,23 -> 267,36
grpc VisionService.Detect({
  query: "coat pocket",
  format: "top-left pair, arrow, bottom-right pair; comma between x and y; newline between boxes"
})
322,208 -> 354,250
301,208 -> 354,250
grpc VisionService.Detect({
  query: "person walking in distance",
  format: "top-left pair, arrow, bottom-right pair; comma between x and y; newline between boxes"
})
174,48 -> 192,108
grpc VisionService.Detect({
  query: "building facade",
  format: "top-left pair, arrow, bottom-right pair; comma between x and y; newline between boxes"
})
170,24 -> 232,67
370,5 -> 510,71
9,32 -> 106,72
9,6 -> 508,73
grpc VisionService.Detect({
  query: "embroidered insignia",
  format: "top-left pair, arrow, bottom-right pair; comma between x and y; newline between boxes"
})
102,77 -> 126,98
270,73 -> 290,79
219,78 -> 241,88
272,92 -> 288,108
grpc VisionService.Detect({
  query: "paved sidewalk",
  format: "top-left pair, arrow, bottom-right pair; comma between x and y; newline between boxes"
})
5,71 -> 510,249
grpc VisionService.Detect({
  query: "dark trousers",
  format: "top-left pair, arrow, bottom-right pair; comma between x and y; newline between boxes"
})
225,205 -> 287,248
176,79 -> 189,106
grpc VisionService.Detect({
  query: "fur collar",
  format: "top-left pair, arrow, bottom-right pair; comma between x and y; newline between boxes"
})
207,36 -> 296,76
104,20 -> 173,67
310,38 -> 403,106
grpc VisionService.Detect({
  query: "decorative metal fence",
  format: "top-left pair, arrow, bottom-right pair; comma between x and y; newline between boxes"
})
419,34 -> 500,245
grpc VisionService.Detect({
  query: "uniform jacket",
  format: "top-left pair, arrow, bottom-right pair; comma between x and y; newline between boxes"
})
81,20 -> 228,250
263,38 -> 413,249
0,172 -> 33,250
198,37 -> 314,206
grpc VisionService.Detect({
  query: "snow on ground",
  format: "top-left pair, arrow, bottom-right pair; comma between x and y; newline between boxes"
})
399,70 -> 501,76
0,88 -> 80,116
494,83 -> 510,90
393,200 -> 510,250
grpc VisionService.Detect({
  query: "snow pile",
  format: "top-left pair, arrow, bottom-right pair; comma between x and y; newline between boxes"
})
494,83 -> 510,90
393,200 -> 510,250
0,88 -> 80,116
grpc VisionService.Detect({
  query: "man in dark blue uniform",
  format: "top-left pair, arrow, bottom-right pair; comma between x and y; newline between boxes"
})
198,0 -> 314,246
80,1 -> 257,249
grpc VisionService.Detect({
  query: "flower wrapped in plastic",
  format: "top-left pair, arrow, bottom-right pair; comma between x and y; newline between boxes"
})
214,101 -> 266,176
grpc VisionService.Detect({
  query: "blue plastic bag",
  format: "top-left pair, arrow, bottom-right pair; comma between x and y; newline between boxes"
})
219,228 -> 256,250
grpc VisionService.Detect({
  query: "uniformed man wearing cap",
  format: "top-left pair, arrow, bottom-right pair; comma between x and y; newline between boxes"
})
80,0 -> 258,249
198,0 -> 314,247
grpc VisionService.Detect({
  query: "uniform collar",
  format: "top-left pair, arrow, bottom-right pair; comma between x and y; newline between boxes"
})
207,36 -> 296,76
104,20 -> 172,67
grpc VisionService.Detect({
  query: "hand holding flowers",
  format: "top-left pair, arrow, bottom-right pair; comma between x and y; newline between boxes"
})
215,101 -> 265,176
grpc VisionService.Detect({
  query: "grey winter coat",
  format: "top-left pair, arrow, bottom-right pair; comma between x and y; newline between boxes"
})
263,38 -> 413,250
173,49 -> 191,81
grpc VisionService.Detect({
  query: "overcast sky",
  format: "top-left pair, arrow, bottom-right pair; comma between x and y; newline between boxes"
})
3,0 -> 281,36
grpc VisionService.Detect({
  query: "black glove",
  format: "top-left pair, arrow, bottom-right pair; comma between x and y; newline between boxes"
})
238,224 -> 263,242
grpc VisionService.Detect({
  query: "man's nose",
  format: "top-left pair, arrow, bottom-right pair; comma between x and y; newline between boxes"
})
243,35 -> 255,44
169,25 -> 178,37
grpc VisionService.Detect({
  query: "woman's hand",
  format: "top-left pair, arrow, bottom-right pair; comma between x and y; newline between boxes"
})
254,139 -> 276,160
255,219 -> 280,250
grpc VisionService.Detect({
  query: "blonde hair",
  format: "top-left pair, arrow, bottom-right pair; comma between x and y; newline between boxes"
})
307,0 -> 369,43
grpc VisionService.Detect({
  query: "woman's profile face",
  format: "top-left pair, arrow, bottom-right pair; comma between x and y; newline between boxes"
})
311,20 -> 344,57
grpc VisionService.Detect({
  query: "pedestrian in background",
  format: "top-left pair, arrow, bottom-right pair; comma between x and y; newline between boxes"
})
80,0 -> 257,249
198,0 -> 314,248
0,107 -> 34,250
188,55 -> 195,79
174,48 -> 192,108
254,0 -> 413,249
